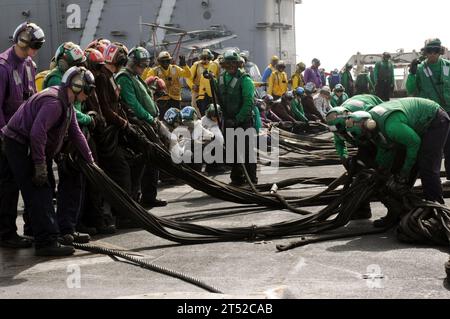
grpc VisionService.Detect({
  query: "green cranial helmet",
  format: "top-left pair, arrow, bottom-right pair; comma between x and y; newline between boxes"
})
54,42 -> 86,72
345,111 -> 376,137
128,47 -> 151,67
334,84 -> 345,92
326,107 -> 349,132
342,99 -> 365,112
223,50 -> 240,63
423,38 -> 443,53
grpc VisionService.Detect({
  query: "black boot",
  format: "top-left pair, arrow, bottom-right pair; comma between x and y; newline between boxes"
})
374,195 -> 404,228
76,223 -> 98,236
59,232 -> 90,245
140,199 -> 167,209
351,202 -> 372,220
35,242 -> 75,257
72,232 -> 91,244
373,210 -> 400,228
0,234 -> 32,249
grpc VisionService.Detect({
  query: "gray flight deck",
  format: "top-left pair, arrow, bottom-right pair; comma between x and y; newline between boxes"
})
1,162 -> 450,299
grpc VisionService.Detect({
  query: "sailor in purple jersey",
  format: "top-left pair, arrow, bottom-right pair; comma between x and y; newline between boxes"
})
0,22 -> 44,249
2,66 -> 95,256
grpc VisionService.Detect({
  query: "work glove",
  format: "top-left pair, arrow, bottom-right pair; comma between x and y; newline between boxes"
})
409,59 -> 420,75
88,110 -> 106,131
387,174 -> 410,196
341,157 -> 352,171
179,55 -> 186,67
203,70 -> 214,79
87,111 -> 98,131
124,122 -> 139,138
32,163 -> 48,187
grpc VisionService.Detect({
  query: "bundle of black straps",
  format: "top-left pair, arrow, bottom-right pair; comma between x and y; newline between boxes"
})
73,122 -> 450,251
69,121 -> 450,289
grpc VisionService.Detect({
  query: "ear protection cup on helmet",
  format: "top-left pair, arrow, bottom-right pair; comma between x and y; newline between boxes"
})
70,74 -> 84,94
58,59 -> 70,73
13,22 -> 29,48
16,30 -> 31,48
345,118 -> 354,129
115,47 -> 129,66
62,66 -> 95,96
345,118 -> 377,130
365,119 -> 377,130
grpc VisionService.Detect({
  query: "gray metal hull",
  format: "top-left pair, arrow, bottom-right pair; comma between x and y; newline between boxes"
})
0,0 -> 298,73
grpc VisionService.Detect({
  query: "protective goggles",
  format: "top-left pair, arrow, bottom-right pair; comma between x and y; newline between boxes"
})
138,63 -> 150,69
325,112 -> 347,123
29,40 -> 44,50
328,122 -> 346,133
424,47 -> 441,54
345,118 -> 357,129
84,84 -> 96,95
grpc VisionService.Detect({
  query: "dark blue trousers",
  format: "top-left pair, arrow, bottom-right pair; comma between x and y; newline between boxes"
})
140,165 -> 159,204
443,111 -> 450,180
0,147 -> 21,240
56,159 -> 85,235
419,109 -> 450,203
4,137 -> 59,247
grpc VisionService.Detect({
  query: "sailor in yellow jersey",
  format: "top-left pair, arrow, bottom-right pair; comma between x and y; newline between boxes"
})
186,49 -> 220,116
267,60 -> 288,100
143,51 -> 191,117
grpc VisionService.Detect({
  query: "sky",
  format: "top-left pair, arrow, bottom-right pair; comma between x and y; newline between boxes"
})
295,0 -> 450,72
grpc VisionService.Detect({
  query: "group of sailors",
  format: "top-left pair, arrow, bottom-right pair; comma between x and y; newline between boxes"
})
1,21 -> 449,256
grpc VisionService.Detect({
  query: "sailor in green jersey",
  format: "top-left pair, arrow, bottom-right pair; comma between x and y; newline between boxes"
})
374,52 -> 395,101
291,87 -> 308,122
341,64 -> 354,97
345,97 -> 450,204
329,94 -> 384,162
326,106 -> 377,220
115,46 -> 166,210
115,47 -> 158,125
43,42 -> 94,129
330,84 -> 349,107
216,49 -> 257,186
406,38 -> 450,183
